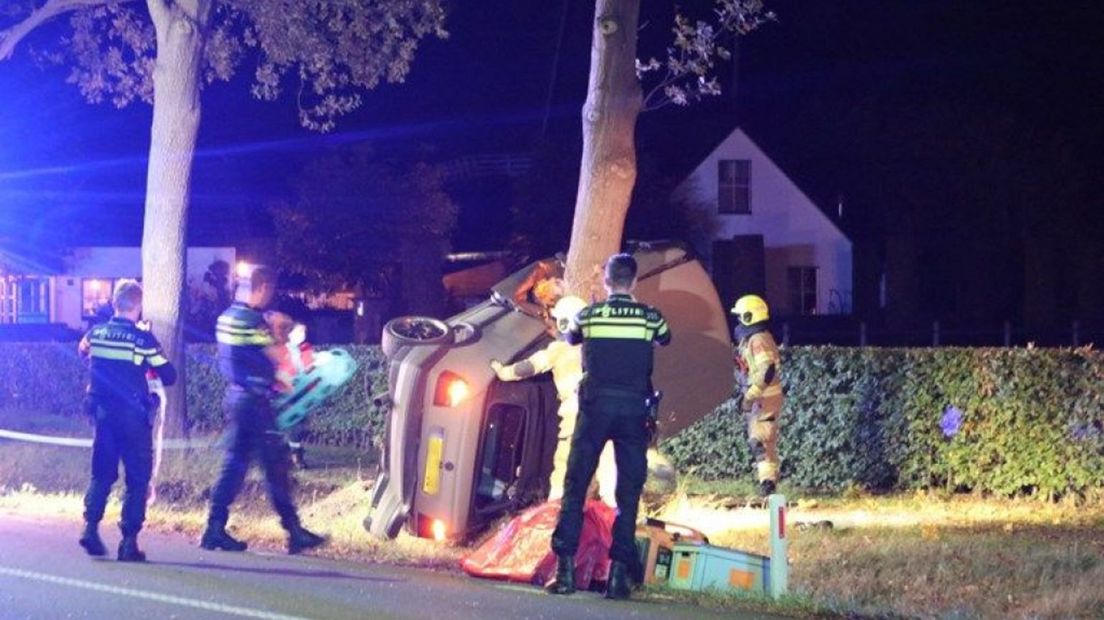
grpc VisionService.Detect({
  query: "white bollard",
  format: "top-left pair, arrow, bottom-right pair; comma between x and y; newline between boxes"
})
768,494 -> 788,599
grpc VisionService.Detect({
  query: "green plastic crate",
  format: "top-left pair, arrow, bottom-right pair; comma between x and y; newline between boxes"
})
668,542 -> 771,593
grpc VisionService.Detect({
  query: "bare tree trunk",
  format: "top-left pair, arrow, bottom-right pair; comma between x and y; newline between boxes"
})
563,0 -> 642,299
142,0 -> 209,437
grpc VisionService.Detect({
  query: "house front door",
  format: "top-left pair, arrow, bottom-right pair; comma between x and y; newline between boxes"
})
15,278 -> 50,323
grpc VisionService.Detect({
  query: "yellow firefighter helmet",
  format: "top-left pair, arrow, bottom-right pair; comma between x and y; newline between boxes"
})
550,295 -> 587,333
730,294 -> 769,326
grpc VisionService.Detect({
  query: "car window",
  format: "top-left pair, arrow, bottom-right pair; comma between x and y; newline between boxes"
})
474,403 -> 526,510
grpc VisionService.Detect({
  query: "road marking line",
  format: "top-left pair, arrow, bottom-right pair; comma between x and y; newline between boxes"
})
0,565 -> 311,620
0,428 -> 211,450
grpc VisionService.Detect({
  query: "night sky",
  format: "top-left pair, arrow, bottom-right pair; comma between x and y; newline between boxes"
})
1,1 -> 1101,296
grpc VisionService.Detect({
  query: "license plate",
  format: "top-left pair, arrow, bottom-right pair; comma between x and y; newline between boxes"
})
423,429 -> 444,495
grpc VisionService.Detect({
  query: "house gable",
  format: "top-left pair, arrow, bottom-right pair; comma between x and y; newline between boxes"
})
678,127 -> 853,316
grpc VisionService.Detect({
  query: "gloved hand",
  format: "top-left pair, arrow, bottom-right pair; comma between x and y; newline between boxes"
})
489,360 -> 508,381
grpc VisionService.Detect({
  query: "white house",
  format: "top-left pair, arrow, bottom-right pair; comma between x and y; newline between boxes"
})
0,246 -> 235,329
676,127 -> 852,316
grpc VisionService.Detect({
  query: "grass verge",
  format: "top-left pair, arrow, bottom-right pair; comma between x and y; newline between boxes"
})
2,413 -> 1102,619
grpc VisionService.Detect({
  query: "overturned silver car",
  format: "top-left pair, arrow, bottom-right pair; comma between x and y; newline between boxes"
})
365,242 -> 734,541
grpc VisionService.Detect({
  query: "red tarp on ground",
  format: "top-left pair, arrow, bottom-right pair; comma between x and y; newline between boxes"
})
460,499 -> 616,590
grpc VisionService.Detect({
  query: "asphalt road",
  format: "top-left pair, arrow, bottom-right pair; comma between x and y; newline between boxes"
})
0,515 -> 780,620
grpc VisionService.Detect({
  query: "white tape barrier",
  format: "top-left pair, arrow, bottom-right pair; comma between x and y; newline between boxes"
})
0,428 -> 213,450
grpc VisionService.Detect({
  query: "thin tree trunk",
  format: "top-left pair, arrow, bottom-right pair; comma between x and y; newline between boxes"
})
563,0 -> 642,300
142,1 -> 208,438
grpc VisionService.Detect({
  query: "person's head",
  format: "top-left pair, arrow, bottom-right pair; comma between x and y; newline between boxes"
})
731,294 -> 770,326
603,253 -> 637,294
236,264 -> 277,309
550,296 -> 587,335
112,279 -> 143,321
266,311 -> 295,344
533,277 -> 565,310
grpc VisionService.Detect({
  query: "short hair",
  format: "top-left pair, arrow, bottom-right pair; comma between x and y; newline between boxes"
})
604,254 -> 637,289
250,265 -> 277,292
112,279 -> 143,313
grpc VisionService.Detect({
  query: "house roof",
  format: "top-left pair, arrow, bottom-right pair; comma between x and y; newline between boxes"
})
636,102 -> 857,240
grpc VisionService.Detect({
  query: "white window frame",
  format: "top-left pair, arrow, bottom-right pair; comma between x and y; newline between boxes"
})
787,266 -> 819,316
718,159 -> 751,214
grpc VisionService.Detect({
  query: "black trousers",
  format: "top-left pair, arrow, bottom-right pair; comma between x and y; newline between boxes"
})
551,394 -> 649,567
83,400 -> 152,536
208,390 -> 300,531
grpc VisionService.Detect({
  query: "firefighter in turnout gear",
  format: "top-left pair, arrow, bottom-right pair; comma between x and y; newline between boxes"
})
546,254 -> 671,601
201,265 -> 327,555
491,296 -> 618,505
731,294 -> 783,497
78,280 -> 177,562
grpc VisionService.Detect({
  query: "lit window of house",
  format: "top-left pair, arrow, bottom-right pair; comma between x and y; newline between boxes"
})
82,278 -> 114,318
787,266 -> 818,315
718,159 -> 751,214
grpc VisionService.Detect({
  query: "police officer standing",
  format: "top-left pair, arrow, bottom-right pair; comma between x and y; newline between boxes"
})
731,294 -> 783,497
546,254 -> 671,600
78,280 -> 176,562
200,265 -> 326,555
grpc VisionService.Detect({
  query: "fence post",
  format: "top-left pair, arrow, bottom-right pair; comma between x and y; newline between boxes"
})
1073,320 -> 1081,347
933,321 -> 940,346
1003,320 -> 1012,347
768,494 -> 789,599
859,321 -> 867,347
782,322 -> 790,346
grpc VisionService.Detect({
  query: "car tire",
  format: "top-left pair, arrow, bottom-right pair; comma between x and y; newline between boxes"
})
381,316 -> 452,357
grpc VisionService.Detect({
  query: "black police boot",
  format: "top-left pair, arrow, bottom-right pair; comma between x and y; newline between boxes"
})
544,554 -> 576,595
117,535 -> 146,562
200,524 -> 248,552
604,561 -> 633,600
759,479 -> 777,498
287,525 -> 327,555
78,522 -> 107,557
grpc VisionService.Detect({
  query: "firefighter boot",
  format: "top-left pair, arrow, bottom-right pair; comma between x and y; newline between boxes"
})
78,522 -> 107,557
545,555 -> 576,595
117,535 -> 146,562
287,525 -> 327,555
200,524 -> 248,552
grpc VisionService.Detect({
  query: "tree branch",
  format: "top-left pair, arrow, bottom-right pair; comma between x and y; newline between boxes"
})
0,0 -> 137,61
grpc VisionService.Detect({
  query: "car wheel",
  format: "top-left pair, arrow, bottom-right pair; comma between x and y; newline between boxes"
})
381,316 -> 452,357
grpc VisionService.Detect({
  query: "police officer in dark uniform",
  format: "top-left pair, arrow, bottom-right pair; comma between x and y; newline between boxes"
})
78,280 -> 176,562
200,265 -> 326,555
547,254 -> 671,600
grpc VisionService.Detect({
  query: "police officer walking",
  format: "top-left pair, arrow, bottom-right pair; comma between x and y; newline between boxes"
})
200,265 -> 326,555
546,254 -> 671,600
78,280 -> 176,562
731,294 -> 784,497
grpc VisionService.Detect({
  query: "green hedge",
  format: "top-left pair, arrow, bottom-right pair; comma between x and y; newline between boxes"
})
0,343 -> 389,449
663,347 -> 1104,498
3,343 -> 1102,497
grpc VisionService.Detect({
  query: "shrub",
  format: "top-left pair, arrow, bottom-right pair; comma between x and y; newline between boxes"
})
0,343 -> 389,450
3,343 -> 1102,497
663,347 -> 1104,498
